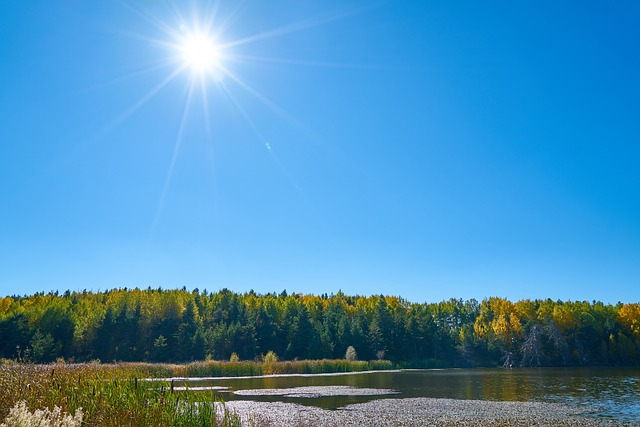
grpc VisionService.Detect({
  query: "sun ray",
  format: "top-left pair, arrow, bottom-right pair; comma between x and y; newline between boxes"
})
102,1 -> 379,237
188,0 -> 223,37
198,72 -> 214,142
217,64 -> 298,127
226,53 -> 395,71
119,1 -> 185,44
222,59 -> 350,180
150,78 -> 196,239
98,66 -> 185,136
218,83 -> 314,210
217,82 -> 268,149
209,0 -> 246,40
217,63 -> 331,152
219,13 -> 339,50
199,0 -> 223,31
218,4 -> 374,51
86,58 -> 178,91
62,65 -> 185,169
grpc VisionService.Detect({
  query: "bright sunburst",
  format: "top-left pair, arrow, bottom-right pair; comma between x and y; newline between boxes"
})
179,31 -> 221,74
106,3 -> 361,238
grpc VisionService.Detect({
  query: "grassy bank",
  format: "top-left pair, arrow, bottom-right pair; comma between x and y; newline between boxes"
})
136,358 -> 394,377
0,362 -> 241,426
0,359 -> 394,426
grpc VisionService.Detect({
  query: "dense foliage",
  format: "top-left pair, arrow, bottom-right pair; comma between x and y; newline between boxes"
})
0,288 -> 638,367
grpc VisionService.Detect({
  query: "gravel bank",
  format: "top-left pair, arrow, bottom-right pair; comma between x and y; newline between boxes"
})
226,397 -> 637,426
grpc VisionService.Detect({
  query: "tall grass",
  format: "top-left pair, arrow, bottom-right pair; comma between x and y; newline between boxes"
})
0,362 -> 242,426
130,359 -> 394,378
0,359 -> 394,425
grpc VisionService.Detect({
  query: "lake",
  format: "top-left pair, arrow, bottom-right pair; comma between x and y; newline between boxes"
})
172,367 -> 640,422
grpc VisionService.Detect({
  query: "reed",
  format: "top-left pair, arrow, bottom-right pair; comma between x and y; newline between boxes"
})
72,358 -> 394,379
0,363 -> 242,426
144,359 -> 394,377
0,359 -> 394,425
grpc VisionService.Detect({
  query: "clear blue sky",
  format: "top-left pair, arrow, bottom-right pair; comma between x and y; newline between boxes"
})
1,1 -> 639,303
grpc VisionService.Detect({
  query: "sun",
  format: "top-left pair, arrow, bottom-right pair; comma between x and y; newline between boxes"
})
110,3 -> 362,238
179,31 -> 222,74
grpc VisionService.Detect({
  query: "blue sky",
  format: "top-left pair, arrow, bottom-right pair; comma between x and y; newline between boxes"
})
1,1 -> 638,303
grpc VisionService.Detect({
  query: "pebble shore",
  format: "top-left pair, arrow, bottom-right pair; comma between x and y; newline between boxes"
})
226,397 -> 638,427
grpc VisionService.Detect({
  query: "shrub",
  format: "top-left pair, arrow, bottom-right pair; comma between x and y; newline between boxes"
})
345,346 -> 358,361
262,351 -> 278,364
262,351 -> 279,374
1,401 -> 83,427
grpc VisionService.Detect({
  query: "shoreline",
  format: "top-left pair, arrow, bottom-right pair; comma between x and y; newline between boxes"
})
225,397 -> 636,427
143,368 -> 404,382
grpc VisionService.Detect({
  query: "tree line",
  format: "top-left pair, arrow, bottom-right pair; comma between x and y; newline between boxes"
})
0,288 -> 638,366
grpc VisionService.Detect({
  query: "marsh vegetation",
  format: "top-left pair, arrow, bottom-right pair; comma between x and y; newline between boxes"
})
0,359 -> 393,426
0,362 -> 242,426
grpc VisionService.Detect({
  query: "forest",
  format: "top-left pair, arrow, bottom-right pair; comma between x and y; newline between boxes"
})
0,287 -> 638,367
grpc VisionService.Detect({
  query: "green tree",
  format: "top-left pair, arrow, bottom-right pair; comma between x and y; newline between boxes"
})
30,331 -> 56,363
152,335 -> 169,362
345,345 -> 357,361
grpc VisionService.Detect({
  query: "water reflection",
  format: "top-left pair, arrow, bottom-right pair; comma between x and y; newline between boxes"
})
177,367 -> 640,421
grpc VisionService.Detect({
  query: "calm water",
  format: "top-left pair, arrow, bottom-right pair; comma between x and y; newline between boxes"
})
179,368 -> 640,422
